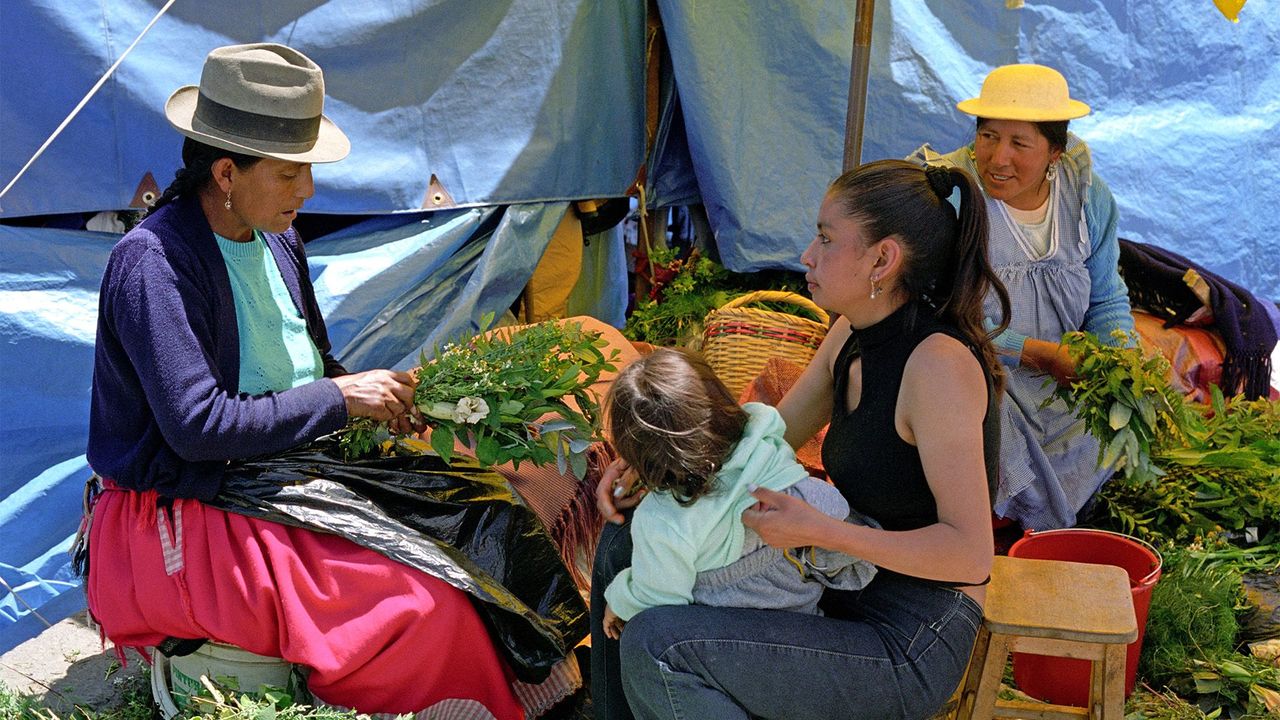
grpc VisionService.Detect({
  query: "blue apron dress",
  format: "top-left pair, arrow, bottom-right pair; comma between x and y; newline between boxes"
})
980,142 -> 1113,529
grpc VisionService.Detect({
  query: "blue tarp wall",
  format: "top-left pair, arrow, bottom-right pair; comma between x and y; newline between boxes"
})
2,0 -> 1276,653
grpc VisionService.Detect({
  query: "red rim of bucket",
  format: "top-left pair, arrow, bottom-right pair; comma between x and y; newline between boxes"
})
1015,528 -> 1162,586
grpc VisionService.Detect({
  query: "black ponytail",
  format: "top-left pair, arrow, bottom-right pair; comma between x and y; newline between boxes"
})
144,137 -> 262,217
826,159 -> 1010,392
944,164 -> 1011,393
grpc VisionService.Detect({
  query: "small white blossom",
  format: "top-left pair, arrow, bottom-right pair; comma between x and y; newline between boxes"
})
453,396 -> 490,424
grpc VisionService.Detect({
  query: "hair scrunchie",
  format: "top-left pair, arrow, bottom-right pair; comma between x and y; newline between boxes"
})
925,165 -> 954,200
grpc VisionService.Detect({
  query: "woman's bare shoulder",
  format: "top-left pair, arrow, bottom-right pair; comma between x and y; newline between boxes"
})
904,334 -> 985,401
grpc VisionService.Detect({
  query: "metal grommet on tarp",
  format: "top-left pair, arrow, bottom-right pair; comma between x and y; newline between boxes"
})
130,171 -> 160,208
421,173 -> 456,208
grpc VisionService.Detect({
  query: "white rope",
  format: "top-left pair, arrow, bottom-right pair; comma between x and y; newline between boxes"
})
0,574 -> 51,629
0,0 -> 180,208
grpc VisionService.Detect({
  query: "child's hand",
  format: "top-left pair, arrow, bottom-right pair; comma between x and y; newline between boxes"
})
596,458 -> 644,524
603,603 -> 626,640
742,485 -> 826,549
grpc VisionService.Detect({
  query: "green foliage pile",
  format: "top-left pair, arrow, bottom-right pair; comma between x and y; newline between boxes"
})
1140,545 -> 1244,690
178,679 -> 380,719
1117,543 -> 1280,718
0,676 -> 375,720
622,246 -> 808,348
1054,331 -> 1280,545
334,315 -> 618,479
410,317 -> 618,477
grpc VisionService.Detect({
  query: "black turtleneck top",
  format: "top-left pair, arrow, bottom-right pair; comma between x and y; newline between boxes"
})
821,302 -> 1000,533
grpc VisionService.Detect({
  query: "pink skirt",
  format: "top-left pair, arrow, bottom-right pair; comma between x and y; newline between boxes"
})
86,485 -> 526,718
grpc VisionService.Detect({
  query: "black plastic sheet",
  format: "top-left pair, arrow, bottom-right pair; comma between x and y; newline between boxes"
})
209,440 -> 589,684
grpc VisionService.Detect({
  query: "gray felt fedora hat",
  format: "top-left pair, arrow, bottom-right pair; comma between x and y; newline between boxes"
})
165,43 -> 350,163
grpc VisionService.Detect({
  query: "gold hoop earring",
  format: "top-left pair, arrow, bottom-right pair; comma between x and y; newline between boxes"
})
224,191 -> 233,211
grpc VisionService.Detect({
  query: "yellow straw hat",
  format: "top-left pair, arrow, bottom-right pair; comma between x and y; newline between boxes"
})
956,64 -> 1090,122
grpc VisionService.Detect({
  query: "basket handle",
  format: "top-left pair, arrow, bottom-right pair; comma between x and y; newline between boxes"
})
718,290 -> 829,325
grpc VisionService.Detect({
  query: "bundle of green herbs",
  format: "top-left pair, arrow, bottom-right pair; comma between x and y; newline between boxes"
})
1049,330 -> 1190,486
1134,542 -> 1280,718
623,245 -> 809,348
335,315 -> 619,479
1140,543 -> 1245,691
624,246 -> 736,348
1054,330 -> 1280,545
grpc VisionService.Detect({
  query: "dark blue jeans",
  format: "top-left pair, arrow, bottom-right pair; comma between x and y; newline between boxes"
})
590,517 -> 636,720
618,571 -> 982,720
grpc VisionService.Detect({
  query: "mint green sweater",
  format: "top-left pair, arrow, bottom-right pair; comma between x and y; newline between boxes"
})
605,403 -> 812,620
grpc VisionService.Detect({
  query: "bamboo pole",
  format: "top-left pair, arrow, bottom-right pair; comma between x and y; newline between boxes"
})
842,0 -> 876,172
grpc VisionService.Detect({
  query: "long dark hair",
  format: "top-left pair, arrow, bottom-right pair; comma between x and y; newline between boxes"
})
145,137 -> 262,217
826,159 -> 1011,392
605,348 -> 749,505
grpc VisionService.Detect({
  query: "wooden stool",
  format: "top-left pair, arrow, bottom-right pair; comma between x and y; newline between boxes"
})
954,555 -> 1138,720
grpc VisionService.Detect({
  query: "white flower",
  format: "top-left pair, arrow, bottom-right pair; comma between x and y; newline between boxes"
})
452,396 -> 490,424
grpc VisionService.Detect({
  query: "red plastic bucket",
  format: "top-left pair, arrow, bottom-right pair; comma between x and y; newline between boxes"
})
1006,528 -> 1161,706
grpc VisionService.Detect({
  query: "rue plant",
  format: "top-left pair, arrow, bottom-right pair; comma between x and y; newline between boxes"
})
335,316 -> 618,479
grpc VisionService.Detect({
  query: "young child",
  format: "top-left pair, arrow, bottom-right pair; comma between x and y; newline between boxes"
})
601,348 -> 876,639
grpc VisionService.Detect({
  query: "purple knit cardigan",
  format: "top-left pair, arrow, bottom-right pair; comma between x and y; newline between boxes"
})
87,195 -> 348,500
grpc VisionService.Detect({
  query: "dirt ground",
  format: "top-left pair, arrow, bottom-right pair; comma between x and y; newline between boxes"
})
0,610 -> 148,715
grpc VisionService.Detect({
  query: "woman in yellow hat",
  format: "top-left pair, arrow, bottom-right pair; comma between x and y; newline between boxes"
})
910,63 -> 1135,531
81,43 -> 528,718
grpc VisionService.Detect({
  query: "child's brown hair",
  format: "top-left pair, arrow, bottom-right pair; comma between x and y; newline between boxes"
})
605,348 -> 748,505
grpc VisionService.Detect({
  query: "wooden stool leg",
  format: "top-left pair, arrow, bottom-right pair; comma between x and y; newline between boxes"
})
1098,643 -> 1127,719
1089,653 -> 1105,720
954,624 -> 992,720
969,632 -> 1010,720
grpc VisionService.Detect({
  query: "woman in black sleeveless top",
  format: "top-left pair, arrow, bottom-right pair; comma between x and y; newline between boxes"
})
603,160 -> 1011,720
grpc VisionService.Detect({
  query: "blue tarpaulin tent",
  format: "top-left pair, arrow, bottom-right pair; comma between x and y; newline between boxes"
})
2,0 -> 1276,653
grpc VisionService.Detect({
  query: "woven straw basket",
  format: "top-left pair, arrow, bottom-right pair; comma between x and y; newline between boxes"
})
702,290 -> 830,397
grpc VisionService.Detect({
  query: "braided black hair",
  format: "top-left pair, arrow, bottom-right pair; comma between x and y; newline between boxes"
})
145,137 -> 262,217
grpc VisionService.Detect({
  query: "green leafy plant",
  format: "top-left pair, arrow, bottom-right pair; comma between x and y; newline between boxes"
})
622,246 -> 810,348
1056,331 -> 1280,545
334,315 -> 618,479
624,247 -> 735,347
1050,330 -> 1190,485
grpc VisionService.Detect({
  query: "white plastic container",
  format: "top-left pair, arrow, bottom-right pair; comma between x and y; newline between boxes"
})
151,642 -> 294,717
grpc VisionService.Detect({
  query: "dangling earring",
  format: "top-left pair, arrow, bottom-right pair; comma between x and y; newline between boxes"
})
1045,162 -> 1058,182
869,275 -> 883,300
224,190 -> 233,211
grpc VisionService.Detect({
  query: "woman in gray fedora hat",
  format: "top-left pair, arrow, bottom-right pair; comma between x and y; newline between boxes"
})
910,64 -> 1135,533
82,43 -> 526,718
